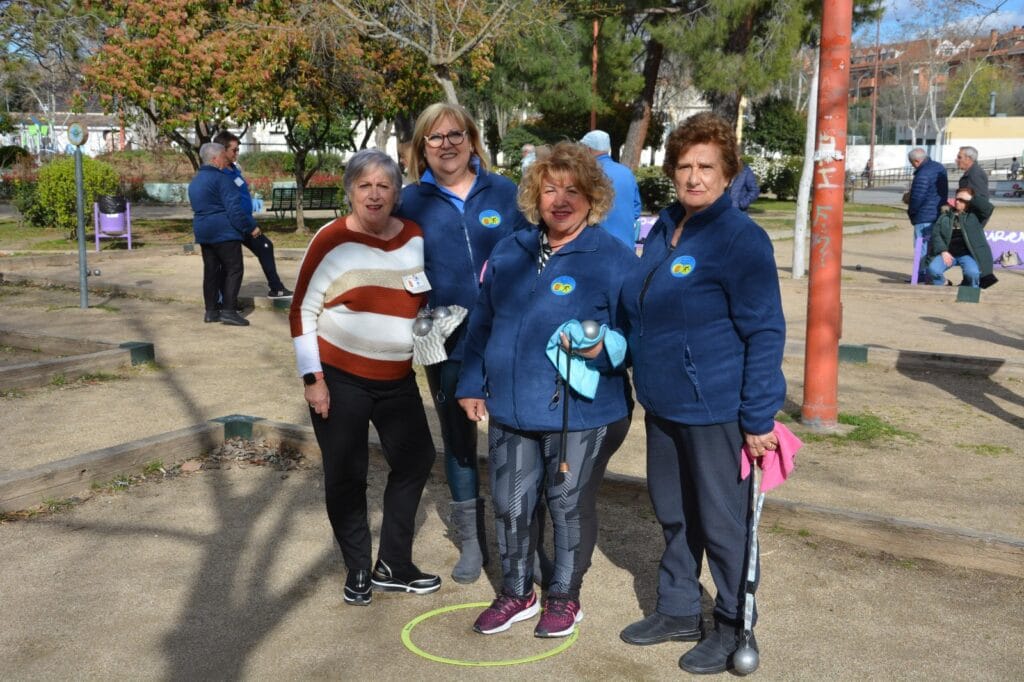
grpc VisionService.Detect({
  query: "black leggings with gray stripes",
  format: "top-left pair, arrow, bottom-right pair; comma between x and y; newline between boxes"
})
488,417 -> 629,599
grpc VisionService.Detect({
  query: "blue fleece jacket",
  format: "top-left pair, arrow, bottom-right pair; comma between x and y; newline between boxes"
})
456,225 -> 635,432
595,154 -> 642,247
621,193 -> 786,435
397,167 -> 529,360
188,165 -> 255,244
729,165 -> 760,211
907,158 -> 948,225
222,163 -> 254,215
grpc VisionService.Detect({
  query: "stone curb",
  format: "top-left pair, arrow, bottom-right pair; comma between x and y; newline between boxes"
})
3,415 -> 1021,579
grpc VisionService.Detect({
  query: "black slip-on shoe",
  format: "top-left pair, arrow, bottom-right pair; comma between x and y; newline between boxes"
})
220,310 -> 250,326
620,612 -> 703,645
343,569 -> 372,606
203,310 -> 221,323
371,559 -> 441,594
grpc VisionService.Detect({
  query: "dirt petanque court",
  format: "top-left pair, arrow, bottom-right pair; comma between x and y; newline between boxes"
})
1,205 -> 1022,679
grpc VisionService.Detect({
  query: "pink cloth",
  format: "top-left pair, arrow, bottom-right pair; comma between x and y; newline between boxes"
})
740,421 -> 801,492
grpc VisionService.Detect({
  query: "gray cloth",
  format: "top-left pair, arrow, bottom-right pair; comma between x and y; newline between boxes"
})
959,163 -> 990,200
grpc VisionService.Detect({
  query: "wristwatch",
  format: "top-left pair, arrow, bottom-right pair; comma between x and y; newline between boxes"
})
302,372 -> 322,386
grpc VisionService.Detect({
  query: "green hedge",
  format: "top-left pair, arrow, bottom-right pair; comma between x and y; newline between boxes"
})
23,157 -> 120,233
635,165 -> 675,213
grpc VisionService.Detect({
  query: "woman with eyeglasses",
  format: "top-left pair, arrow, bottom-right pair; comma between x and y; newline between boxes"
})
397,103 -> 530,585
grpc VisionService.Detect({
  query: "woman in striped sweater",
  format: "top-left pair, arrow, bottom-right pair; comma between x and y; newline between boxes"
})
290,149 -> 440,606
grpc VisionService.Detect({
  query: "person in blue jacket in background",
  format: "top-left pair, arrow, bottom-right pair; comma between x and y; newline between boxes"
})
906,147 -> 948,281
187,142 -> 256,327
213,131 -> 292,299
396,102 -> 529,585
456,142 -> 635,639
729,162 -> 760,212
618,113 -> 785,675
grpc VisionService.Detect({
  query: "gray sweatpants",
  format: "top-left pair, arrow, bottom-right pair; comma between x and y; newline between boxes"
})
487,417 -> 629,599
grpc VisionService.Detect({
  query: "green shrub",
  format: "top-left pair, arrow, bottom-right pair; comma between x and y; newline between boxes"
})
31,157 -> 120,232
0,145 -> 31,168
635,165 -> 675,213
239,151 -> 292,177
763,156 -> 803,201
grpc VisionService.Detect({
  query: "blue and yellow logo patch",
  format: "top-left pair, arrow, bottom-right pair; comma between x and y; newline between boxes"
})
551,276 -> 576,296
478,209 -> 502,228
670,255 -> 696,278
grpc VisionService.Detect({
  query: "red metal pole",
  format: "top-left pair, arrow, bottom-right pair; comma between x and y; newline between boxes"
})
801,0 -> 853,429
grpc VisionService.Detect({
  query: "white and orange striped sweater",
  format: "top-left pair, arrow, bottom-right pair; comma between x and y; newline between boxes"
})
290,217 -> 427,381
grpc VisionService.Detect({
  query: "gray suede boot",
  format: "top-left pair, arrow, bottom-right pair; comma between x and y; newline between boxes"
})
450,498 -> 489,584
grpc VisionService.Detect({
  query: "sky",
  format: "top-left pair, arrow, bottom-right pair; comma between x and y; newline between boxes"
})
854,0 -> 1024,45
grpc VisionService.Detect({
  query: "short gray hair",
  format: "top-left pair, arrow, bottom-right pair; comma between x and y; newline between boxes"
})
342,149 -> 404,213
199,142 -> 225,165
958,146 -> 978,161
908,148 -> 927,162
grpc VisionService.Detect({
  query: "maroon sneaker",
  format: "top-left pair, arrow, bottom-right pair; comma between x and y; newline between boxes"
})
534,594 -> 583,638
473,590 -> 539,634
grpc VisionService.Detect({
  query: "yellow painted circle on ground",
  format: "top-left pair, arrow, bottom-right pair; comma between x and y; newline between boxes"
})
401,601 -> 579,667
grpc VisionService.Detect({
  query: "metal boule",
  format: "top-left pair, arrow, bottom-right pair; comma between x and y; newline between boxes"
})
93,269 -> 101,276
580,319 -> 601,339
412,317 -> 433,336
732,641 -> 759,675
431,305 -> 451,319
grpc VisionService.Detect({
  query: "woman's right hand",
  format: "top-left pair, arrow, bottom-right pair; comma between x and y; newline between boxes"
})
458,398 -> 488,422
305,380 -> 330,418
942,251 -> 953,267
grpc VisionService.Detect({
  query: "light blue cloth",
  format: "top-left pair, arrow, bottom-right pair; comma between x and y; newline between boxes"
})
545,320 -> 627,400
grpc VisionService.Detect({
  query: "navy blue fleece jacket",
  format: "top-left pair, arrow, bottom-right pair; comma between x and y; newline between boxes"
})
907,158 -> 948,225
456,225 -> 635,432
397,168 -> 529,360
188,165 -> 255,244
621,193 -> 785,435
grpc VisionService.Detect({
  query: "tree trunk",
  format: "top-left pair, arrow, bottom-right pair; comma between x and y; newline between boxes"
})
792,45 -> 820,280
294,151 -> 308,235
433,64 -> 460,105
622,39 -> 663,170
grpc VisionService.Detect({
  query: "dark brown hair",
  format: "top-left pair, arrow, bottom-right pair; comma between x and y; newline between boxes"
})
662,112 -> 740,182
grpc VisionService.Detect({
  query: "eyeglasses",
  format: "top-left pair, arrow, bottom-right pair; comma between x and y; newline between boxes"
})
424,130 -> 466,148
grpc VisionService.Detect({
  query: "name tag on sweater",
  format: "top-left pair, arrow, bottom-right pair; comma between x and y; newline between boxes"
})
234,177 -> 245,187
403,272 -> 431,294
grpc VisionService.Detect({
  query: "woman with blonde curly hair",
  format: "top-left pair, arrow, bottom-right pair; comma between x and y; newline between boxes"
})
456,141 -> 636,638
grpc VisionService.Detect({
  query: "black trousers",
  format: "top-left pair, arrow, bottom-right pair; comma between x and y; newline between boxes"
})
200,241 -> 243,312
309,365 -> 436,571
645,416 -> 756,625
241,232 -> 285,292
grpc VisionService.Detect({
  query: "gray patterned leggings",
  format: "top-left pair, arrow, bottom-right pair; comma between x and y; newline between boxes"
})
488,417 -> 629,599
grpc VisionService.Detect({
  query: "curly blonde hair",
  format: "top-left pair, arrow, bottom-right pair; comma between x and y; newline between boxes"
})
662,112 -> 740,183
406,102 -> 488,182
517,142 -> 613,226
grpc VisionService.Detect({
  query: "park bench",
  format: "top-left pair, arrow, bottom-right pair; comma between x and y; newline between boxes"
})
269,187 -> 343,218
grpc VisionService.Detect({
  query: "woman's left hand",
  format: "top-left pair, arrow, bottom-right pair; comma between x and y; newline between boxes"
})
744,431 -> 778,457
305,381 -> 330,418
560,332 -> 603,360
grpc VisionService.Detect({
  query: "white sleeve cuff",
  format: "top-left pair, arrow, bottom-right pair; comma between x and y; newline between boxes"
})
293,331 -> 322,377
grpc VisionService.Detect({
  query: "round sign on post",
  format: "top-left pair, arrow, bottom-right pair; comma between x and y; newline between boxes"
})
68,120 -> 89,147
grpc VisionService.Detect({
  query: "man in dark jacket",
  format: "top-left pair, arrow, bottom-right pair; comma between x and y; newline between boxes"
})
188,142 -> 257,326
729,163 -> 760,211
906,148 -> 948,280
212,131 -> 292,299
956,146 -> 989,199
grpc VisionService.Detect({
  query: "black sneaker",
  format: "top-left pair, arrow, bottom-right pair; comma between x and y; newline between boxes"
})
203,310 -> 221,323
344,569 -> 372,606
268,288 -> 293,299
371,559 -> 441,594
